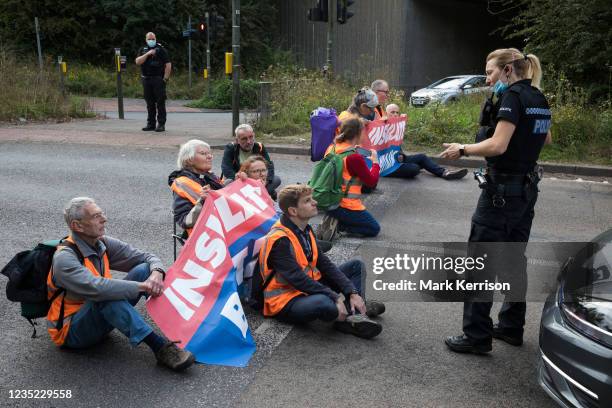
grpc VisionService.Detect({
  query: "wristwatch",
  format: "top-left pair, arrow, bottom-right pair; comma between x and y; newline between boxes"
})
152,268 -> 166,280
459,145 -> 468,157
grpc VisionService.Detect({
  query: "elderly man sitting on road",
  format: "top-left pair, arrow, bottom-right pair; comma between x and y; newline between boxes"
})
221,124 -> 282,199
46,197 -> 195,371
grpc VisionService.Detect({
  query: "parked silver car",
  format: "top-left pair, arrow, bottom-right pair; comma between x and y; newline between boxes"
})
410,75 -> 488,107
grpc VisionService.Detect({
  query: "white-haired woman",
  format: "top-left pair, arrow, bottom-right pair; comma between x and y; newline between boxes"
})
168,139 -> 224,236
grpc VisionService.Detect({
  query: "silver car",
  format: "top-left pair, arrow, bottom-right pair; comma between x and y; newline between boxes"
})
410,75 -> 489,107
539,229 -> 612,407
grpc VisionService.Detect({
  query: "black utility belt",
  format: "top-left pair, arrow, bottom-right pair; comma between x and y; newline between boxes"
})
473,166 -> 542,206
141,75 -> 163,79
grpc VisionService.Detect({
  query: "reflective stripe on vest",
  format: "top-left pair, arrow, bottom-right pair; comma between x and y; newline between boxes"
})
170,176 -> 205,236
258,222 -> 320,317
324,142 -> 364,211
46,236 -> 111,346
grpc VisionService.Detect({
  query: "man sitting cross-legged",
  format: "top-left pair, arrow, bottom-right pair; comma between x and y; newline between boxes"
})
258,184 -> 385,339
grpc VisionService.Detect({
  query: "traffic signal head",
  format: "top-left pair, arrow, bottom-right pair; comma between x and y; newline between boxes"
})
198,22 -> 206,32
210,12 -> 226,40
337,0 -> 355,24
308,0 -> 328,22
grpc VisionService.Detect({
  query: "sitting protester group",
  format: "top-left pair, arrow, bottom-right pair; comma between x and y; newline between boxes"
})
1,78 -> 469,371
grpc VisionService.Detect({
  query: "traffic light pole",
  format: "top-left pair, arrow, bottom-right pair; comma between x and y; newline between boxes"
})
232,0 -> 240,132
326,0 -> 334,71
206,12 -> 211,98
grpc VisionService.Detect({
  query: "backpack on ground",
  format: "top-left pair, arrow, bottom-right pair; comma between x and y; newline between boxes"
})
308,143 -> 355,211
1,238 -> 83,338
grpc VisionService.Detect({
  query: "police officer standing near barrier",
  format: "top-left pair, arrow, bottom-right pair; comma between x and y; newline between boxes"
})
439,48 -> 552,354
135,32 -> 171,132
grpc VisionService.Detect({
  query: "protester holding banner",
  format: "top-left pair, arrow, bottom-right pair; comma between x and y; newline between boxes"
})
385,105 -> 468,180
169,139 -> 224,236
48,197 -> 195,371
259,184 -> 384,339
317,119 -> 381,240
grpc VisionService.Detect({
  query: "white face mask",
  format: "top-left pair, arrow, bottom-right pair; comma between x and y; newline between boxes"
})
146,39 -> 156,48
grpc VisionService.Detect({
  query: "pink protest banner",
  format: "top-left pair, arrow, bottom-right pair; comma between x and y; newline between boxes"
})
146,178 -> 278,366
360,115 -> 407,176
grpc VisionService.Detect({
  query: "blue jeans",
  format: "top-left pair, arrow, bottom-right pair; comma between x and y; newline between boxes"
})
63,263 -> 154,349
387,153 -> 445,178
277,259 -> 365,324
327,207 -> 380,237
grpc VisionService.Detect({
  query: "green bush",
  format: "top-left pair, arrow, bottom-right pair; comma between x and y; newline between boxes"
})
65,63 -> 208,99
0,50 -> 93,121
188,78 -> 259,110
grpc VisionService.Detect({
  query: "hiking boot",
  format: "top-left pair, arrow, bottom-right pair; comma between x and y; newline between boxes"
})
155,341 -> 196,371
333,314 -> 382,339
365,300 -> 386,318
441,168 -> 468,180
142,125 -> 156,131
317,215 -> 339,241
155,124 -> 165,132
444,334 -> 492,354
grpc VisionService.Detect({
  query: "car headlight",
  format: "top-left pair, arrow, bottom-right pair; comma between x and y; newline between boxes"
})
559,283 -> 612,349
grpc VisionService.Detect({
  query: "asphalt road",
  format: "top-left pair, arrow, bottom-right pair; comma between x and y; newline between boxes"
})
0,140 -> 610,408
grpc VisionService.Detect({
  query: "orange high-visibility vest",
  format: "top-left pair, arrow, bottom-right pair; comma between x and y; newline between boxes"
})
170,176 -> 205,236
46,236 -> 111,346
258,222 -> 321,317
324,142 -> 364,211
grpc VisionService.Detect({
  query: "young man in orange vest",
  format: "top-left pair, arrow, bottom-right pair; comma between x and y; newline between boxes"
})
47,197 -> 195,371
259,185 -> 385,339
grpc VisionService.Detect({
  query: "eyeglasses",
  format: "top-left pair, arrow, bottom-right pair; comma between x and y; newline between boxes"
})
248,169 -> 268,175
376,90 -> 389,95
388,111 -> 400,115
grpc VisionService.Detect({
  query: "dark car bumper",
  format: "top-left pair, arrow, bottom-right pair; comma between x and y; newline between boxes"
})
539,293 -> 612,407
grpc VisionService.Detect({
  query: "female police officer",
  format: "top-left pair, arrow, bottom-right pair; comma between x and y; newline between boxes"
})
439,48 -> 552,354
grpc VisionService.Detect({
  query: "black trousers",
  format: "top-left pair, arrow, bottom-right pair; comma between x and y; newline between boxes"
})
462,182 -> 538,344
142,76 -> 166,126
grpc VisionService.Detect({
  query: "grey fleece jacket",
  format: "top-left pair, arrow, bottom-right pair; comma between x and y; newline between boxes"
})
51,233 -> 165,302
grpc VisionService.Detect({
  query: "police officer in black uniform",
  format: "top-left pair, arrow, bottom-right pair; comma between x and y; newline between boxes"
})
439,48 -> 552,354
135,32 -> 171,132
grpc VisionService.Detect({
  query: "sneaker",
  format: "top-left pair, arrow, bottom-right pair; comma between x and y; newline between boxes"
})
333,314 -> 382,339
155,124 -> 165,132
441,168 -> 468,180
155,341 -> 196,371
317,215 -> 339,241
444,334 -> 492,354
365,300 -> 386,318
142,125 -> 156,131
492,324 -> 523,346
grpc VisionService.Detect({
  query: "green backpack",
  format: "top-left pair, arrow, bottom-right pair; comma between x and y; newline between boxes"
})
308,144 -> 355,211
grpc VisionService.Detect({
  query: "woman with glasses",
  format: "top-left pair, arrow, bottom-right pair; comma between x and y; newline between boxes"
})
168,139 -> 224,237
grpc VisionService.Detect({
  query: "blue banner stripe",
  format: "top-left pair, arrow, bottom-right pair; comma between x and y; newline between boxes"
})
228,215 -> 278,257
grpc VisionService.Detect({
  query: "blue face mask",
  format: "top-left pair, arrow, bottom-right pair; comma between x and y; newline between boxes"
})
146,40 -> 156,48
492,80 -> 508,96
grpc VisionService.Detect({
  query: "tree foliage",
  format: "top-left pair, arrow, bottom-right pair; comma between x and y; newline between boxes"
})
0,0 -> 280,74
499,0 -> 611,100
